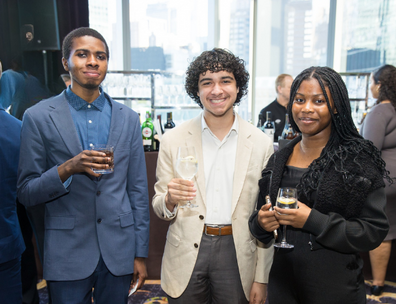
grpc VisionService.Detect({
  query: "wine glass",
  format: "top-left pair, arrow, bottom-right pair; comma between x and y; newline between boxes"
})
274,187 -> 298,248
176,146 -> 198,208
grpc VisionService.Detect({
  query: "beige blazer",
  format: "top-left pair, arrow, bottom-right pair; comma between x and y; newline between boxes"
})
152,113 -> 274,299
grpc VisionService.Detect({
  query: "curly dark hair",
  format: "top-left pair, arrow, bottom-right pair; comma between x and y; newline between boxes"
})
287,66 -> 392,196
185,48 -> 249,108
62,27 -> 109,61
372,64 -> 396,110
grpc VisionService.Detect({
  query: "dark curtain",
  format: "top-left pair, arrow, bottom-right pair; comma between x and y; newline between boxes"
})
0,0 -> 89,93
0,0 -> 21,71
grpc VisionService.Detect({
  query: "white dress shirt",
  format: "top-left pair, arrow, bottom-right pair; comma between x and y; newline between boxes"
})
163,113 -> 238,222
201,114 -> 238,225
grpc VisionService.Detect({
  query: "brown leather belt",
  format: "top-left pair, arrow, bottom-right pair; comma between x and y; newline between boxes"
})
203,224 -> 232,236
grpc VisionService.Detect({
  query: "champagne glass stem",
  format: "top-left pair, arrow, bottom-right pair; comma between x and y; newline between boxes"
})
282,225 -> 287,244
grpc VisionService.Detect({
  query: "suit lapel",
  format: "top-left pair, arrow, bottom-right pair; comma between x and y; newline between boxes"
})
185,115 -> 206,207
231,116 -> 253,214
49,94 -> 82,156
106,98 -> 124,148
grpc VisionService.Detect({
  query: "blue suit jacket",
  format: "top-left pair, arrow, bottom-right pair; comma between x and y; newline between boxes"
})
0,108 -> 25,264
17,92 -> 150,281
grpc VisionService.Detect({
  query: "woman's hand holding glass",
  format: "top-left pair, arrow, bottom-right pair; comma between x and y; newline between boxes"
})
258,203 -> 280,232
274,201 -> 311,229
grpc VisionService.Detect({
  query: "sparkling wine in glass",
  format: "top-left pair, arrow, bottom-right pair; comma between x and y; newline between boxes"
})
274,187 -> 298,248
176,146 -> 198,208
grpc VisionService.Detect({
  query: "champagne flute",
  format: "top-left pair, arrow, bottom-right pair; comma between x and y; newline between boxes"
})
274,187 -> 298,248
176,146 -> 198,208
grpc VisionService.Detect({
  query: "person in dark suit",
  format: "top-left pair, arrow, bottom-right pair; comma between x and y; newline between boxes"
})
249,66 -> 391,303
257,74 -> 293,141
17,27 -> 150,304
0,61 -> 26,304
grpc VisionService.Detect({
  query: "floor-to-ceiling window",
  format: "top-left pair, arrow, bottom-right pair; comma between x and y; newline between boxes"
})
89,0 -> 396,126
252,0 -> 331,124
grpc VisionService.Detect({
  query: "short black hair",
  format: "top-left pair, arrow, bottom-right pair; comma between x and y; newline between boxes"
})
372,64 -> 396,109
62,27 -> 109,61
185,48 -> 249,108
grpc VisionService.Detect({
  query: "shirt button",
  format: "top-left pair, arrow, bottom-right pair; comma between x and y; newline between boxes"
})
194,243 -> 198,248
90,143 -> 93,147
88,105 -> 91,108
199,215 -> 204,220
97,219 -> 102,223
96,191 -> 101,196
89,120 -> 92,123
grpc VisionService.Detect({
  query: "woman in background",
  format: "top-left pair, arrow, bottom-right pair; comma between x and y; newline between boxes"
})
360,64 -> 396,296
249,66 -> 391,303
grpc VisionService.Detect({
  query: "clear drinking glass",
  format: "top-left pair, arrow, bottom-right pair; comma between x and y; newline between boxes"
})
91,144 -> 114,174
176,146 -> 198,208
274,187 -> 298,248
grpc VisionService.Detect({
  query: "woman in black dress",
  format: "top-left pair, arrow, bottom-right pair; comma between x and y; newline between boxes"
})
249,66 -> 391,304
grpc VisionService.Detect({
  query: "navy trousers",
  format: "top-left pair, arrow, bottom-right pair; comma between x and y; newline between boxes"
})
0,257 -> 22,304
48,256 -> 133,304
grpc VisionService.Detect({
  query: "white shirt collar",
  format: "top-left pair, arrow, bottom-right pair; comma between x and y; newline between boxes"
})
200,112 -> 239,138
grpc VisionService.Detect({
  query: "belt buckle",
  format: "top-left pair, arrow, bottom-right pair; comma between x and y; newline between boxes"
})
204,224 -> 224,236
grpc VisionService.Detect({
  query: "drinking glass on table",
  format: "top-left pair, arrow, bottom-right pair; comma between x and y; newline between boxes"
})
274,187 -> 298,248
176,146 -> 198,208
91,144 -> 114,174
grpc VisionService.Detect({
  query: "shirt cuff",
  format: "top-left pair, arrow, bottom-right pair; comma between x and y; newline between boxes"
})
63,176 -> 72,189
163,200 -> 178,218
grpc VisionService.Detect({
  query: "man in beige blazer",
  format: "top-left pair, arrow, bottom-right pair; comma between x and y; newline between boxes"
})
153,48 -> 274,304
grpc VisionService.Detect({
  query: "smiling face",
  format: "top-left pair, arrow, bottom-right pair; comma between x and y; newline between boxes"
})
292,78 -> 335,140
62,35 -> 108,97
197,70 -> 239,121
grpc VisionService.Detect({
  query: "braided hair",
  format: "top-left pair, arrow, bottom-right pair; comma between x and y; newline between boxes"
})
372,64 -> 396,110
185,48 -> 249,108
287,66 -> 392,196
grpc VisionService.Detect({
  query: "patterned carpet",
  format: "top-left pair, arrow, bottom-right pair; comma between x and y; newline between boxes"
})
366,281 -> 396,304
38,280 -> 396,303
37,280 -> 167,304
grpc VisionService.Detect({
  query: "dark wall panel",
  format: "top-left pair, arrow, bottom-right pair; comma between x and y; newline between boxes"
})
18,0 -> 60,51
0,0 -> 88,93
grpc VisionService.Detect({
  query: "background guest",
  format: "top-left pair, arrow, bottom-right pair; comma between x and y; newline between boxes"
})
0,57 -> 41,304
257,73 -> 293,141
360,64 -> 396,296
0,60 -> 26,304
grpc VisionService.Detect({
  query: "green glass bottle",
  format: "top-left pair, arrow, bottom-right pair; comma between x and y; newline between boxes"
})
142,111 -> 154,152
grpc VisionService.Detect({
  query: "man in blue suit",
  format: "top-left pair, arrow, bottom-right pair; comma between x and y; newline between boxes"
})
0,61 -> 26,303
17,28 -> 150,304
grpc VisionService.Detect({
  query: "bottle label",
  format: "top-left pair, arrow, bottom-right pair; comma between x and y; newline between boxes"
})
143,139 -> 152,145
142,127 -> 152,137
264,129 -> 274,142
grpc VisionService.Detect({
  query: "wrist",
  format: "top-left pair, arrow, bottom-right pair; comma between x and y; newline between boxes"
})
165,193 -> 176,210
